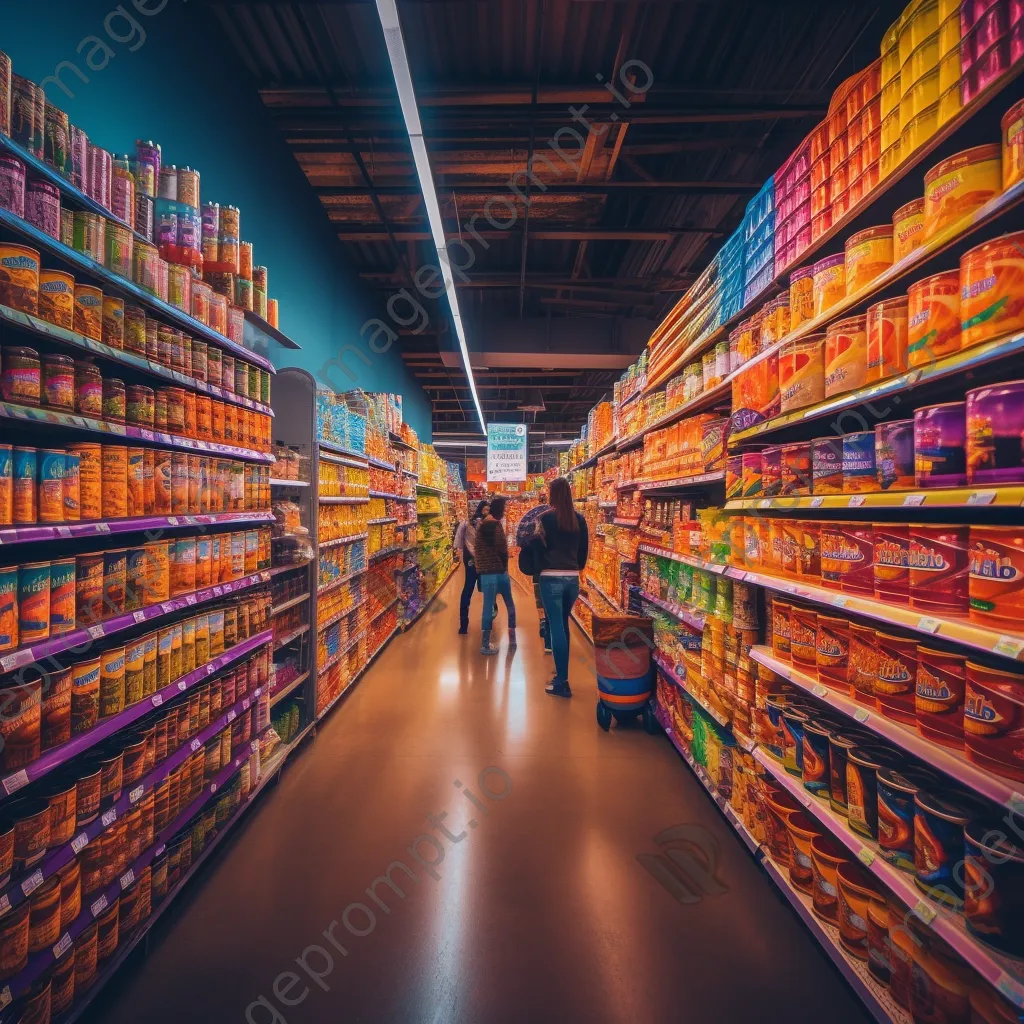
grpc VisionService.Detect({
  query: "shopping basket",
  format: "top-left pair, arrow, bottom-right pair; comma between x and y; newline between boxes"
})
592,614 -> 658,733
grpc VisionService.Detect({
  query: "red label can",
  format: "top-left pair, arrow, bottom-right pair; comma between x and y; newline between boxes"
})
909,525 -> 969,614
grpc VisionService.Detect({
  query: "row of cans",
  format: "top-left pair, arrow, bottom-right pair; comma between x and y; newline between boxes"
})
0,444 -> 271,527
0,527 -> 272,652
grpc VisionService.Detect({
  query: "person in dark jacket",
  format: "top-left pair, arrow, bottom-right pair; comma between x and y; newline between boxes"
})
537,477 -> 589,697
473,496 -> 516,655
454,499 -> 488,634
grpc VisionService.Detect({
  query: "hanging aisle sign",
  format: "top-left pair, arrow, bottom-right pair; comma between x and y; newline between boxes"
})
487,423 -> 528,482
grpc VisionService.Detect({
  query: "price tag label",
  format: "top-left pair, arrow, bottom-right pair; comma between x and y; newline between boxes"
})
71,833 -> 89,854
0,895 -> 9,917
190,738 -> 201,753
154,845 -> 166,859
854,708 -> 871,723
848,495 -> 866,507
812,685 -> 828,698
996,973 -> 1024,1006
2,770 -> 29,795
213,586 -> 223,597
994,636 -> 1024,659
917,617 -> 941,634
0,987 -> 10,1011
177,680 -> 187,691
758,499 -> 771,509
185,516 -> 198,525
57,526 -> 72,538
832,595 -> 849,608
226,710 -> 236,723
20,870 -> 42,897
133,610 -> 147,624
858,848 -> 875,867
91,894 -> 108,918
0,654 -> 18,674
140,429 -> 154,441
254,688 -> 261,698
913,899 -> 938,925
903,494 -> 925,506
95,522 -> 110,533
185,594 -> 196,606
810,497 -> 824,507
53,933 -> 72,959
968,490 -> 996,506
167,516 -> 178,526
101,808 -> 117,827
250,739 -> 259,752
87,625 -> 104,639
151,693 -> 163,707
210,782 -> 217,793
120,868 -> 135,890
242,699 -> 250,711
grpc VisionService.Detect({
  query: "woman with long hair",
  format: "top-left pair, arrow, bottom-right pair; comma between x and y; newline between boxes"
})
536,477 -> 589,697
473,496 -> 517,654
454,499 -> 488,634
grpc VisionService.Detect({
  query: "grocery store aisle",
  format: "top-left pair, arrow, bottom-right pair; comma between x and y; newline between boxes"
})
87,577 -> 869,1024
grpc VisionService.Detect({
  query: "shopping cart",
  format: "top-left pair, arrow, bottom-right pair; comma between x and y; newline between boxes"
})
592,614 -> 658,733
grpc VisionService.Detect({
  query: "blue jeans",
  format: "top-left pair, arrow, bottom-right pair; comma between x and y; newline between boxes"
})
540,574 -> 580,683
480,573 -> 515,631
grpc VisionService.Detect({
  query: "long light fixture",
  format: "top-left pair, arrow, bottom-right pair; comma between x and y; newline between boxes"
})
374,0 -> 486,434
432,439 -> 488,448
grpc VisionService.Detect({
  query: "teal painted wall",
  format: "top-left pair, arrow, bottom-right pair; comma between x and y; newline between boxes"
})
2,0 -> 432,438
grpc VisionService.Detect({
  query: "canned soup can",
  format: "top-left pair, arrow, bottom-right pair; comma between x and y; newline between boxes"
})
965,380 -> 1024,485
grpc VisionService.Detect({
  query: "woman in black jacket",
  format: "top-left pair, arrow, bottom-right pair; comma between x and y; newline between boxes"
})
537,477 -> 589,697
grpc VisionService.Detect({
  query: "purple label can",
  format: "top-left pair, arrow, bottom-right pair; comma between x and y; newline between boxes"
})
133,140 -> 161,199
875,419 -> 915,490
134,192 -> 154,242
69,126 -> 88,192
966,380 -> 1024,485
25,180 -> 61,240
811,437 -> 843,494
842,432 -> 879,492
914,401 -> 967,488
177,209 -> 201,251
155,199 -> 178,248
0,155 -> 26,219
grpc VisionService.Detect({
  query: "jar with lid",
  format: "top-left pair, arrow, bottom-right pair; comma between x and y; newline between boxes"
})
42,353 -> 75,410
74,360 -> 103,417
126,385 -> 155,427
102,378 -> 126,422
1,346 -> 42,405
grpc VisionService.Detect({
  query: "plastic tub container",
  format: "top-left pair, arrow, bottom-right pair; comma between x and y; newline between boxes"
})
845,226 -> 894,294
901,101 -> 940,159
901,65 -> 941,121
923,144 -> 1002,239
907,270 -> 961,365
880,141 -> 902,179
959,231 -> 1024,349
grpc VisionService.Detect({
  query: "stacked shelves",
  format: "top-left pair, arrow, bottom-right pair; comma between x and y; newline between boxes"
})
561,17 -> 1024,1023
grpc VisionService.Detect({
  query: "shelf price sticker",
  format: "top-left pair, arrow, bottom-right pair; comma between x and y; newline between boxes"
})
226,710 -> 236,723
177,680 -> 187,691
129,785 -> 144,805
0,894 -> 9,916
857,848 -> 875,867
101,808 -> 117,827
87,625 -> 104,639
152,693 -> 163,707
810,496 -> 824,507
53,933 -> 72,960
848,495 -> 866,507
185,594 -> 196,606
95,522 -> 110,533
166,516 -> 178,526
133,610 -> 147,624
71,833 -> 89,854
758,499 -> 771,509
917,617 -> 942,634
0,988 -> 9,1011
190,738 -> 202,753
812,685 -> 828,698
854,708 -> 871,723
903,494 -> 925,506
913,899 -> 938,925
91,894 -> 108,918
120,868 -> 134,891
994,636 -> 1024,659
0,654 -> 19,674
968,490 -> 996,506
20,870 -> 43,898
57,526 -> 72,538
2,770 -> 29,796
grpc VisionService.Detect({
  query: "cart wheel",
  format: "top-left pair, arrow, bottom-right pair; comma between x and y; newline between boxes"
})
596,702 -> 612,731
643,705 -> 659,734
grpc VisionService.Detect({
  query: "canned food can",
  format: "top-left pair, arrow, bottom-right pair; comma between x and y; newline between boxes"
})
36,449 -> 65,523
124,305 -> 147,355
134,192 -> 154,242
99,646 -> 126,718
0,445 -> 11,527
0,155 -> 26,219
143,448 -> 155,514
72,212 -> 104,263
104,222 -> 133,280
25,179 -> 61,240
74,358 -> 103,418
37,270 -> 75,331
13,447 -> 37,524
75,552 -> 104,625
127,448 -> 145,516
66,443 -> 102,520
0,243 -> 41,315
102,295 -> 125,349
102,547 -> 127,617
18,562 -> 51,643
101,445 -> 128,518
73,284 -> 103,342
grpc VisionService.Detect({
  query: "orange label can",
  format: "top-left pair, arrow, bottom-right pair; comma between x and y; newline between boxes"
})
143,542 -> 169,605
923,145 -> 1002,241
72,284 -> 102,342
36,450 -> 65,523
907,271 -> 960,366
66,444 -> 101,520
825,315 -> 868,397
892,198 -> 925,261
62,452 -> 80,522
170,454 -> 188,514
142,449 -> 155,515
969,526 -> 1024,628
75,552 -> 104,625
101,446 -> 128,519
171,538 -> 196,596
866,296 -> 909,382
153,450 -> 171,515
37,270 -> 74,330
0,243 -> 41,315
17,563 -> 50,643
845,226 -> 894,294
48,558 -> 75,636
959,231 -> 1024,350
127,448 -> 144,517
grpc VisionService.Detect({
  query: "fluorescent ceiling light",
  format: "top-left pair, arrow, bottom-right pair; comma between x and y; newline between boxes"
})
543,439 -> 576,446
374,0 -> 485,433
432,439 -> 488,448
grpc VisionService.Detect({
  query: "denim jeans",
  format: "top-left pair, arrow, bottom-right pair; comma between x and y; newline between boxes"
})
540,574 -> 580,683
459,559 -> 478,629
480,573 -> 515,631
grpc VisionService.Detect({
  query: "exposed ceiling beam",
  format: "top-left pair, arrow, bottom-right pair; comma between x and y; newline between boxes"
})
362,272 -> 693,289
337,228 -> 711,241
287,135 -> 775,154
315,181 -> 760,196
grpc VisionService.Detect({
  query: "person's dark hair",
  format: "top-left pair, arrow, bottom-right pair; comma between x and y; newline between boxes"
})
489,496 -> 507,520
472,500 -> 489,523
548,477 -> 578,533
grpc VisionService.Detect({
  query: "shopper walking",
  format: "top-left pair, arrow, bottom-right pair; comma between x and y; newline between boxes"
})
454,500 -> 488,634
473,496 -> 516,654
536,477 -> 589,697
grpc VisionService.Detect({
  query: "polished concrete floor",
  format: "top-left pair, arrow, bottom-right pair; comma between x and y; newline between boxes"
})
86,575 -> 871,1024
